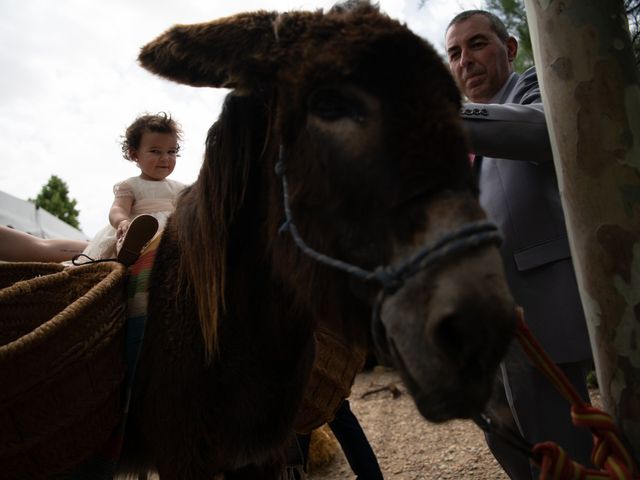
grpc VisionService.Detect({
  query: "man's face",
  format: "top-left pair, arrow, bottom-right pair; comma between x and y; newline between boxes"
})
445,14 -> 517,103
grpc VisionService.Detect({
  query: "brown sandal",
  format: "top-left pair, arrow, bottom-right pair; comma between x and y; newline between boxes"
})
116,214 -> 159,266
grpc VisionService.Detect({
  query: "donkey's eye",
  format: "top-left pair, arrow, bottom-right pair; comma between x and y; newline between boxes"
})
308,88 -> 364,122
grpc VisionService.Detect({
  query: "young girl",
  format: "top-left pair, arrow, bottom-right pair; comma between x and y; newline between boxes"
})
82,113 -> 187,265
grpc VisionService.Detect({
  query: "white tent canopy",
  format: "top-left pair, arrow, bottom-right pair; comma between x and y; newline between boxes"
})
0,190 -> 88,241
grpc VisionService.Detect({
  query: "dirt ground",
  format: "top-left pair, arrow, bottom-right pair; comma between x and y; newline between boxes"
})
307,367 -> 602,480
307,367 -> 509,480
146,366 -> 601,479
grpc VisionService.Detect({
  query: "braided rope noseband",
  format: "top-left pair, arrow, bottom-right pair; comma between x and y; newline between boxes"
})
274,145 -> 503,357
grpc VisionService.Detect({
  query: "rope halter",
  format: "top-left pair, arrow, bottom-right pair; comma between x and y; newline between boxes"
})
274,145 -> 503,358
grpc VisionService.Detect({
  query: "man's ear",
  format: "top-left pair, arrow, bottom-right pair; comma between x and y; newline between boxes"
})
506,36 -> 518,63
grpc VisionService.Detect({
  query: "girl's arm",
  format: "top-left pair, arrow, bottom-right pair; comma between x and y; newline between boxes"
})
109,195 -> 134,239
0,225 -> 88,262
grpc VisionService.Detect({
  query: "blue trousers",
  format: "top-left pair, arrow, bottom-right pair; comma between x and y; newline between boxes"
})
298,400 -> 383,479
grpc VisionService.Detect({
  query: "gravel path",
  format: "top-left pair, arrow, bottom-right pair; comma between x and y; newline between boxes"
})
308,367 -> 509,479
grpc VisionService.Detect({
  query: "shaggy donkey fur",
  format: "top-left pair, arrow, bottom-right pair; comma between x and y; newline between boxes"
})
112,2 -> 516,478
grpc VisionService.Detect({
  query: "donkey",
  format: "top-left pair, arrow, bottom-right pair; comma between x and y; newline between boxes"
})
120,2 -> 516,478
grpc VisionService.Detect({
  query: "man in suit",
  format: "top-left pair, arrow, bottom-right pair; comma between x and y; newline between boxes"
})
445,10 -> 594,479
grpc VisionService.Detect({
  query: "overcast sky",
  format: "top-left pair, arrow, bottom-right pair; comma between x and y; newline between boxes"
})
0,0 -> 481,237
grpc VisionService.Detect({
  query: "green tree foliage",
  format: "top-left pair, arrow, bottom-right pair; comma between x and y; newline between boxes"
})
627,0 -> 640,66
29,175 -> 81,229
485,0 -> 640,71
485,0 -> 533,72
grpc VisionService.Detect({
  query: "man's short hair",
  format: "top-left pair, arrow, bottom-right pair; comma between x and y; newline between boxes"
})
447,10 -> 510,42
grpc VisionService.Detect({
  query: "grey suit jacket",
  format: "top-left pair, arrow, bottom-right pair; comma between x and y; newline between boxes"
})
462,68 -> 592,363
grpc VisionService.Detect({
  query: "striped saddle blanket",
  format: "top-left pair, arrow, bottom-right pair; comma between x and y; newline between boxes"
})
67,236 -> 160,478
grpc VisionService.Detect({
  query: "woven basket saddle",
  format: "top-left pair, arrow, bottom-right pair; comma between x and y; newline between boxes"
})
0,259 -> 365,477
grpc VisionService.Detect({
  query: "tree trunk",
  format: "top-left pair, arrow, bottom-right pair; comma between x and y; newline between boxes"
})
523,0 -> 640,461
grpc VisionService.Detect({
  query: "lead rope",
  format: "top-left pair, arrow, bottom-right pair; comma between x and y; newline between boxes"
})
489,309 -> 639,480
71,253 -> 118,265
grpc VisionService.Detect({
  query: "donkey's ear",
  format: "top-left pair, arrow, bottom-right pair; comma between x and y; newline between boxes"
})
139,11 -> 286,90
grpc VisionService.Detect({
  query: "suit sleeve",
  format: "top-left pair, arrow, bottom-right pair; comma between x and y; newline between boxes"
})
461,71 -> 553,163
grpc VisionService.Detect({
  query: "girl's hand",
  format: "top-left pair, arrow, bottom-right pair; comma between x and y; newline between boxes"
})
116,219 -> 130,240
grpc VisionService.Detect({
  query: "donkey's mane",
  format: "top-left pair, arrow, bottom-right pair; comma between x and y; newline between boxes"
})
173,94 -> 269,360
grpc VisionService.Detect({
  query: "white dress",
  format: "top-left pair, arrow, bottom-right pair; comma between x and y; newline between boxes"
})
83,176 -> 186,260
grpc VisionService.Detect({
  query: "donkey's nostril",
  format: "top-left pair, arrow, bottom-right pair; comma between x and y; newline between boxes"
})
430,306 -> 496,372
428,299 -> 515,374
433,312 -> 468,360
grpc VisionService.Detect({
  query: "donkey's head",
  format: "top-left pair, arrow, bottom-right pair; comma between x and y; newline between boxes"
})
139,1 -> 516,422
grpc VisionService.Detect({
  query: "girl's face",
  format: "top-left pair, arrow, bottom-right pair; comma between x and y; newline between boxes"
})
130,131 -> 179,181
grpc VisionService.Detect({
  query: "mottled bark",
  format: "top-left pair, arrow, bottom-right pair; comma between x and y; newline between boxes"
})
524,0 -> 640,461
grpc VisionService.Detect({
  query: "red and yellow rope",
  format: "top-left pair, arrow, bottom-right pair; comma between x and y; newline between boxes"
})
514,308 -> 638,479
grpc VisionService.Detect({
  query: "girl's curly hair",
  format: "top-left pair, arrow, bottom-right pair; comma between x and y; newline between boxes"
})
121,112 -> 183,161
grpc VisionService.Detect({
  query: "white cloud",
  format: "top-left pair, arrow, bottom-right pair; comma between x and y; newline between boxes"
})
0,0 -> 476,237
